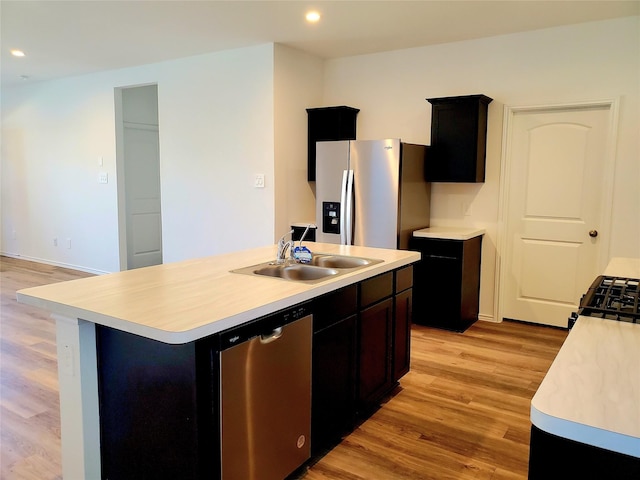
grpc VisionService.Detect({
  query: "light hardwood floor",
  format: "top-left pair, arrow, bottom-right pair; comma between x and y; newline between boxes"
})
0,256 -> 568,479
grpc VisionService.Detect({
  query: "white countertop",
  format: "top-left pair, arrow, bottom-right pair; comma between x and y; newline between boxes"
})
531,316 -> 640,457
413,226 -> 485,241
530,257 -> 640,458
603,257 -> 640,278
17,242 -> 419,344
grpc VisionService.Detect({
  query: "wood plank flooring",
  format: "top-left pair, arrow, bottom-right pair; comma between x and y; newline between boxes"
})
0,256 -> 568,479
1,256 -> 93,480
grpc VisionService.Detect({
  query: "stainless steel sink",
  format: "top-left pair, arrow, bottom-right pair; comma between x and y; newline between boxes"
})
253,263 -> 339,281
231,262 -> 340,283
309,254 -> 381,269
231,254 -> 382,283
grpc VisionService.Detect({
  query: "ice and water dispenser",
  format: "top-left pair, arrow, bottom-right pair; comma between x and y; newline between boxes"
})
322,202 -> 340,235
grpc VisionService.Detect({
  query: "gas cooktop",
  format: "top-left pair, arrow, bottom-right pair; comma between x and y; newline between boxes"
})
579,275 -> 640,323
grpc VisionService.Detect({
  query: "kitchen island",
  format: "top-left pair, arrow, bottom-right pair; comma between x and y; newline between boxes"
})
16,242 -> 419,479
529,257 -> 640,478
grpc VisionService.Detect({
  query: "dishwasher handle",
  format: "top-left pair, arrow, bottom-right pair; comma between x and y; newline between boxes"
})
260,327 -> 283,344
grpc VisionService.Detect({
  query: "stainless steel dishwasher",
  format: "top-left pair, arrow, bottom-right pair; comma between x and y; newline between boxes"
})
219,304 -> 312,480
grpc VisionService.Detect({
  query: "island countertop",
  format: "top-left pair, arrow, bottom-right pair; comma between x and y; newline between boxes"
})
17,242 -> 419,344
530,257 -> 640,458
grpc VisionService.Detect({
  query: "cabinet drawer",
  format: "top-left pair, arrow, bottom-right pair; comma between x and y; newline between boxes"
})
412,237 -> 462,260
313,284 -> 358,332
360,272 -> 393,309
395,266 -> 413,293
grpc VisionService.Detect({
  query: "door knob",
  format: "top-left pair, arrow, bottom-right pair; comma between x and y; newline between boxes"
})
589,230 -> 598,238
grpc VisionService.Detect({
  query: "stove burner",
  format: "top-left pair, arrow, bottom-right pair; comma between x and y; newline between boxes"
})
579,276 -> 640,323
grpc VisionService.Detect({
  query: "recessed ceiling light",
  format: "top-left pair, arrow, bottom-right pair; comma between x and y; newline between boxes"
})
11,49 -> 26,57
305,11 -> 321,23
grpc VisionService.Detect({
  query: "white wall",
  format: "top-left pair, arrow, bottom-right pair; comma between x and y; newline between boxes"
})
1,44 -> 276,272
322,17 -> 640,320
273,45 -> 323,239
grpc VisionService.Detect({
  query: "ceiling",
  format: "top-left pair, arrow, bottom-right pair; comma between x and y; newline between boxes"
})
2,1 -> 638,88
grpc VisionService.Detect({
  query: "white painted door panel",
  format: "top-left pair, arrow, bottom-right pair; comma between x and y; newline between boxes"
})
124,125 -> 162,269
502,104 -> 614,327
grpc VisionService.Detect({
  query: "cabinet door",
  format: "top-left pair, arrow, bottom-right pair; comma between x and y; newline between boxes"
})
426,95 -> 492,182
411,239 -> 462,326
312,314 -> 357,454
411,236 -> 482,332
358,297 -> 394,409
393,289 -> 412,381
307,106 -> 359,181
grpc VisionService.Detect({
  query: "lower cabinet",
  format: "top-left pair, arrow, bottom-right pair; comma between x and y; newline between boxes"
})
410,235 -> 482,332
529,425 -> 640,479
311,285 -> 358,455
394,288 -> 412,381
96,326 -> 219,480
356,267 -> 413,412
358,297 -> 394,410
311,267 -> 414,452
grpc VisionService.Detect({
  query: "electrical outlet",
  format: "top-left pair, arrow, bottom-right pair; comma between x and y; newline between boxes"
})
11,229 -> 16,239
53,237 -> 58,247
98,171 -> 108,184
61,344 -> 74,376
66,238 -> 71,249
254,174 -> 265,188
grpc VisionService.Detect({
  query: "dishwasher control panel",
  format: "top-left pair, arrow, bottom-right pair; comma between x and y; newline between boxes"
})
218,303 -> 311,350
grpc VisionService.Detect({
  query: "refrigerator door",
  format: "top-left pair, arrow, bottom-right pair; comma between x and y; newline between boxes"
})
350,139 -> 401,249
315,141 -> 350,244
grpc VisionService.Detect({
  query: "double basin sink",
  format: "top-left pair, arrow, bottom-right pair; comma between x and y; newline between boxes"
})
231,253 -> 382,283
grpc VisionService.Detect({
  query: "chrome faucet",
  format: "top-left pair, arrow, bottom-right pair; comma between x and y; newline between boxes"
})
297,224 -> 316,250
276,230 -> 295,264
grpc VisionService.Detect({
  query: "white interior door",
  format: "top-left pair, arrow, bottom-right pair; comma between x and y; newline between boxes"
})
124,124 -> 162,269
116,84 -> 163,270
500,101 -> 616,327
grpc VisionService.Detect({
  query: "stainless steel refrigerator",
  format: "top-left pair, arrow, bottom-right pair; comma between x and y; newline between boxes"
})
315,139 -> 430,250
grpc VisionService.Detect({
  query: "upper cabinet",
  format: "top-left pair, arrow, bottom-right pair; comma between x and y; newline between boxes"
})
307,106 -> 359,181
426,94 -> 492,183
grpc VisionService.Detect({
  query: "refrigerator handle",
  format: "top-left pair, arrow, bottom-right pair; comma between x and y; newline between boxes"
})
345,170 -> 354,245
340,170 -> 349,245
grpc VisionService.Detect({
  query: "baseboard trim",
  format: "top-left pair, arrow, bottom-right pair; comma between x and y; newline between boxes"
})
478,314 -> 496,323
0,252 -> 110,275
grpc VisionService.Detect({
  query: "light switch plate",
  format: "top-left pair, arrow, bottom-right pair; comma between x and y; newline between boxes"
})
254,174 -> 265,188
98,172 -> 108,184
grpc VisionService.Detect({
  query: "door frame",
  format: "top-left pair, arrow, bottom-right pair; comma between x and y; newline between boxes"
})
114,83 -> 162,271
494,99 -> 619,323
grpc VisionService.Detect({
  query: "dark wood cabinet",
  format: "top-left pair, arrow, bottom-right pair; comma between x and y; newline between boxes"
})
96,326 -> 219,480
529,425 -> 640,479
426,94 -> 492,183
358,297 -> 394,410
357,272 -> 394,411
306,106 -> 359,181
393,266 -> 413,381
311,285 -> 358,454
410,235 -> 482,332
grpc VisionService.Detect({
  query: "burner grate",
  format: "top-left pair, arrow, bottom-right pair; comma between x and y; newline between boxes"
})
579,276 -> 640,323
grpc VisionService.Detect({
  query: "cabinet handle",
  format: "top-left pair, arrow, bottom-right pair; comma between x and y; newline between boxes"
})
426,254 -> 458,260
260,327 -> 283,344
